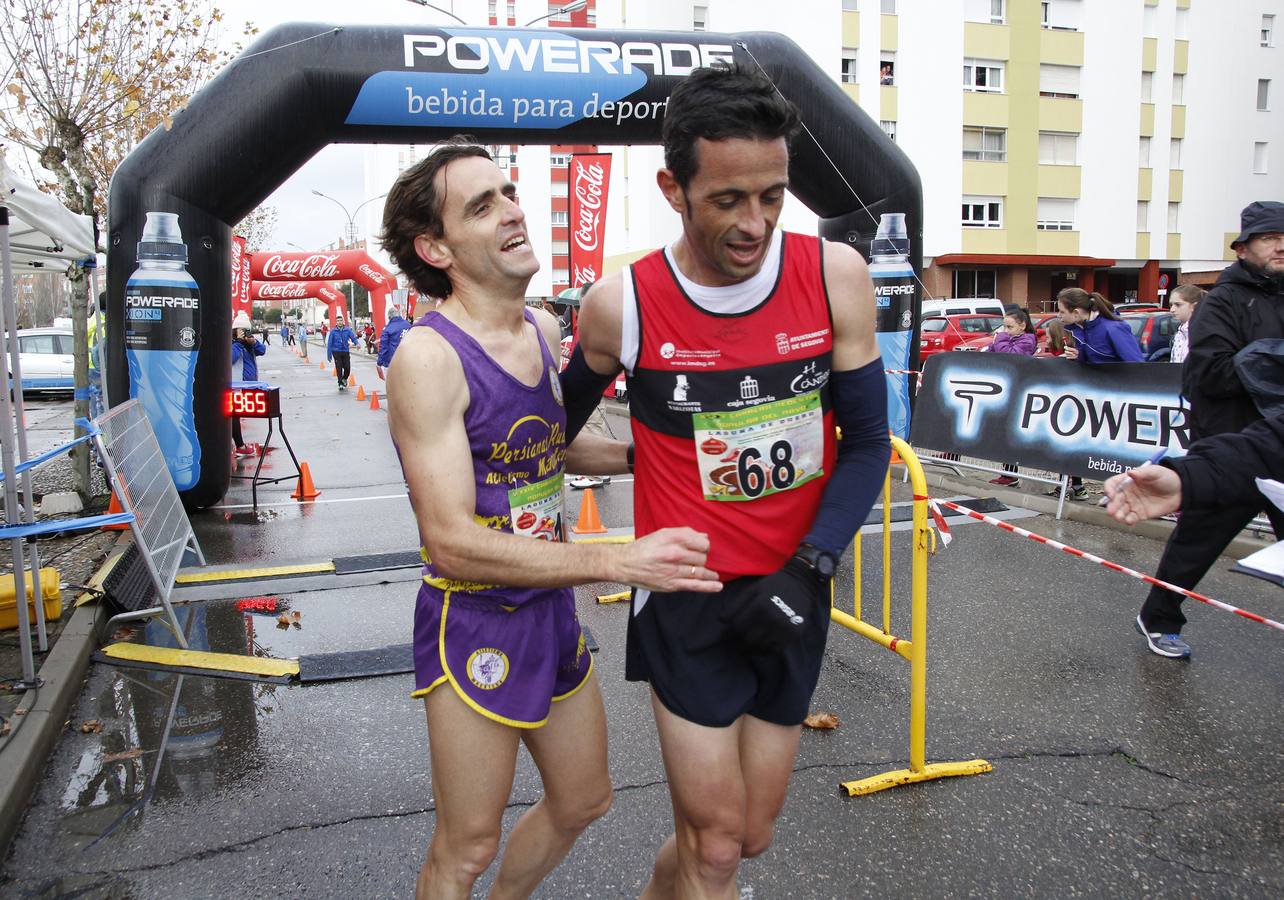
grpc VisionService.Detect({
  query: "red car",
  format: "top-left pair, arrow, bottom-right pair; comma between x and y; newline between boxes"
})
919,314 -> 1006,358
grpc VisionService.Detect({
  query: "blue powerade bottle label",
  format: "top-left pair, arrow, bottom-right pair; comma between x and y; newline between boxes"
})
871,265 -> 916,439
124,283 -> 201,352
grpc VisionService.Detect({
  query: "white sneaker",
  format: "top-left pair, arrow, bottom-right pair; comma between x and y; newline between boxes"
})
569,475 -> 607,489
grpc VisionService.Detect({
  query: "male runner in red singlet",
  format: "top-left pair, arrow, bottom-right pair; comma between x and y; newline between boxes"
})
564,66 -> 891,897
381,142 -> 722,900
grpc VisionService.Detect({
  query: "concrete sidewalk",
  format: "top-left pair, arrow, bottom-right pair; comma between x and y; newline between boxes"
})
1,343 -> 1280,896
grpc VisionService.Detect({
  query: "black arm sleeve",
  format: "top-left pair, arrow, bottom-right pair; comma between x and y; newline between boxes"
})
1168,412 -> 1284,510
803,359 -> 891,557
560,344 -> 620,442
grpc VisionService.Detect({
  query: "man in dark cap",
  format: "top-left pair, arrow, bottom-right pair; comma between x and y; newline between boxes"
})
1136,200 -> 1284,659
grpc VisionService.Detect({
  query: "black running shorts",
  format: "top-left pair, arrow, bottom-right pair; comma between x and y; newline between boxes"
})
625,576 -> 831,728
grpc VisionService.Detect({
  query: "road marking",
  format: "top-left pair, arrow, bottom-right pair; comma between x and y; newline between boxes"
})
101,642 -> 300,677
175,562 -> 335,584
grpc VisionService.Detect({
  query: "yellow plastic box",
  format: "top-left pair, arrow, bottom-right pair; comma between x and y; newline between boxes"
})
0,567 -> 62,630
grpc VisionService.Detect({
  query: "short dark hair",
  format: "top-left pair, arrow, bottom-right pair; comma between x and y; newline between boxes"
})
661,63 -> 801,189
379,139 -> 492,299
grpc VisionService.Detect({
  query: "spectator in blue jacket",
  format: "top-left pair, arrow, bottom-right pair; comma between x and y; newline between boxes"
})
376,304 -> 412,381
1056,288 -> 1144,364
231,311 -> 266,456
326,313 -> 361,391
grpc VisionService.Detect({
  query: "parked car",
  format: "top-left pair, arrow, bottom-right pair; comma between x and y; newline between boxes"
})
6,328 -> 75,393
1113,302 -> 1163,314
1121,311 -> 1179,360
920,298 -> 1007,318
919,314 -> 1006,358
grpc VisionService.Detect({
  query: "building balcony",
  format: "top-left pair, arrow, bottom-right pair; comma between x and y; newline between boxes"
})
1038,96 -> 1082,132
1035,229 -> 1080,256
1040,28 -> 1083,66
963,22 -> 1009,61
961,228 -> 1009,254
963,91 -> 1009,127
1037,164 -> 1081,198
963,160 -> 1008,196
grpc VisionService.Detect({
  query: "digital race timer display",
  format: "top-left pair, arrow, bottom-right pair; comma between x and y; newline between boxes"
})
224,385 -> 281,418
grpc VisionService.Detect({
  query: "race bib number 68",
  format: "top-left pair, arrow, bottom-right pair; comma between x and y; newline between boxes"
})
693,392 -> 825,502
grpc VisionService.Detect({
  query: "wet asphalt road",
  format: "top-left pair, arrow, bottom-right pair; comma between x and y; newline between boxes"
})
1,342 -> 1281,898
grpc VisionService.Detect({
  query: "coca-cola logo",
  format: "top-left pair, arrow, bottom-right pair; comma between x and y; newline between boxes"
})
572,264 -> 597,287
259,283 -> 308,299
358,263 -> 385,285
262,253 -> 341,280
230,240 -> 242,266
572,160 -> 605,254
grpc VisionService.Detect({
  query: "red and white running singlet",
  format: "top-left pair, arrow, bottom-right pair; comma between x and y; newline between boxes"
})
626,232 -> 836,580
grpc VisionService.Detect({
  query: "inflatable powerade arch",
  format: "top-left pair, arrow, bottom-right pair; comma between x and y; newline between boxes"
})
107,24 -> 923,509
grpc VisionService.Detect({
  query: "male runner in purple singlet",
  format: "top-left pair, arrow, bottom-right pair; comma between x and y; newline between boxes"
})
381,141 -> 722,900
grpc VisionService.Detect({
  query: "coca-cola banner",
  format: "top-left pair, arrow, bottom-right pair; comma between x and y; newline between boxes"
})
568,153 -> 611,289
248,248 -> 393,332
230,235 -> 252,318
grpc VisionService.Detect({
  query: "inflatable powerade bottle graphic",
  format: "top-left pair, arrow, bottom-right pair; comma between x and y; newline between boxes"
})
125,212 -> 202,490
869,213 -> 916,438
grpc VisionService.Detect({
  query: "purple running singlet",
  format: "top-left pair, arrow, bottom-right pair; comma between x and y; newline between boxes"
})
407,309 -> 591,728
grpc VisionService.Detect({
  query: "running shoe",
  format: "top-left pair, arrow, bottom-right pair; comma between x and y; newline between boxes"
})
569,475 -> 609,489
234,445 -> 256,458
1134,615 -> 1191,659
989,475 -> 1020,487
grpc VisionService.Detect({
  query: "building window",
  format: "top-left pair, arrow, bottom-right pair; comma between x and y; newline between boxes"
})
1038,131 -> 1078,165
550,153 -> 570,167
1167,201 -> 1180,232
1169,137 -> 1182,169
1258,79 -> 1271,111
1172,73 -> 1185,105
1174,8 -> 1189,39
1141,71 -> 1154,103
963,126 -> 1007,161
1043,0 -> 1082,31
880,120 -> 897,143
1036,198 -> 1076,231
551,180 -> 568,197
953,269 -> 998,298
1041,1 -> 1050,27
841,48 -> 858,84
551,240 -> 569,255
962,196 -> 1003,228
880,52 -> 896,86
1254,142 -> 1269,174
1137,200 -> 1149,231
882,0 -> 897,13
1264,14 -> 1276,47
693,5 -> 707,31
1039,64 -> 1080,99
990,0 -> 1005,24
552,269 -> 569,284
551,211 -> 568,226
1139,136 -> 1151,168
963,59 -> 1004,93
842,0 -> 858,10
1142,4 -> 1157,36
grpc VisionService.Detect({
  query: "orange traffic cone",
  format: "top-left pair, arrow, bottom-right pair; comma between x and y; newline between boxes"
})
319,360 -> 326,370
355,385 -> 366,401
103,491 -> 129,531
291,462 -> 321,500
369,391 -> 380,410
571,488 -> 607,535
347,373 -> 356,386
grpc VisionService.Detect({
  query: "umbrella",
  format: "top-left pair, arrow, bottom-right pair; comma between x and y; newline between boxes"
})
555,285 -> 588,308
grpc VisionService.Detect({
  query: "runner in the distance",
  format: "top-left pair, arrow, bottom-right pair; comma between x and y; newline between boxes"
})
563,64 -> 890,897
381,141 -> 721,900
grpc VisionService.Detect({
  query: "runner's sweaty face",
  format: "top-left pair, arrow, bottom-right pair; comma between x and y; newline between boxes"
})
664,136 -> 789,287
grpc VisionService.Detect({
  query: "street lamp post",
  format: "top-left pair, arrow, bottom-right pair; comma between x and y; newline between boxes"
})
309,191 -> 388,321
524,0 -> 588,27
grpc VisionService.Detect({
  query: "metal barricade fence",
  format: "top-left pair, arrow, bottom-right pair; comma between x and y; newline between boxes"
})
829,436 -> 992,796
92,399 -> 204,646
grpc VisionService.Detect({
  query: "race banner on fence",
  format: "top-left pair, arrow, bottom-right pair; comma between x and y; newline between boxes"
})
910,353 -> 1190,479
569,153 -> 611,288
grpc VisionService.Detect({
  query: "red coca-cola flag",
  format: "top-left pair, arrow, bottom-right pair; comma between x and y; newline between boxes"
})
230,235 -> 253,317
568,153 -> 611,289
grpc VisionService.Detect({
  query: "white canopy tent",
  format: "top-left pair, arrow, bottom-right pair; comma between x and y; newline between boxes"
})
1,148 -> 99,685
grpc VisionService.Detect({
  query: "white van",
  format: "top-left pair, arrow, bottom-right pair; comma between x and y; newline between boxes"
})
920,298 -> 1007,318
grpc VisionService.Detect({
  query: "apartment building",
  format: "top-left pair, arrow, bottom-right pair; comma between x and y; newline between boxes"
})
362,1 -> 1282,309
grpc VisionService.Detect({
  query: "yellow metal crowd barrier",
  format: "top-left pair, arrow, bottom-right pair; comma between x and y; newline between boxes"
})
829,436 -> 992,796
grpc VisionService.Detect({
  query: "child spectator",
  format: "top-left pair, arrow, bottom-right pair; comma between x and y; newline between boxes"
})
1168,283 -> 1207,364
987,310 -> 1036,486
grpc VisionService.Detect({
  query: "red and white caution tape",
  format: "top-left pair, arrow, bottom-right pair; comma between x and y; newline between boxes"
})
925,497 -> 953,547
934,498 -> 1284,634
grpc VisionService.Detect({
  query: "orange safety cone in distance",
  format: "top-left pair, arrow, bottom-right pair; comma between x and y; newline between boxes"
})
571,488 -> 608,535
291,461 -> 322,500
348,373 -> 356,386
355,385 -> 366,401
369,391 -> 380,410
319,360 -> 326,370
103,491 -> 129,531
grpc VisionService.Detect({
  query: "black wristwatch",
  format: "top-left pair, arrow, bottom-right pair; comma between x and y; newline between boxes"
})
793,543 -> 837,581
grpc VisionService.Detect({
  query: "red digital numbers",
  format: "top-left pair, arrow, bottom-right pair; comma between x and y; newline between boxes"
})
224,389 -> 274,418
